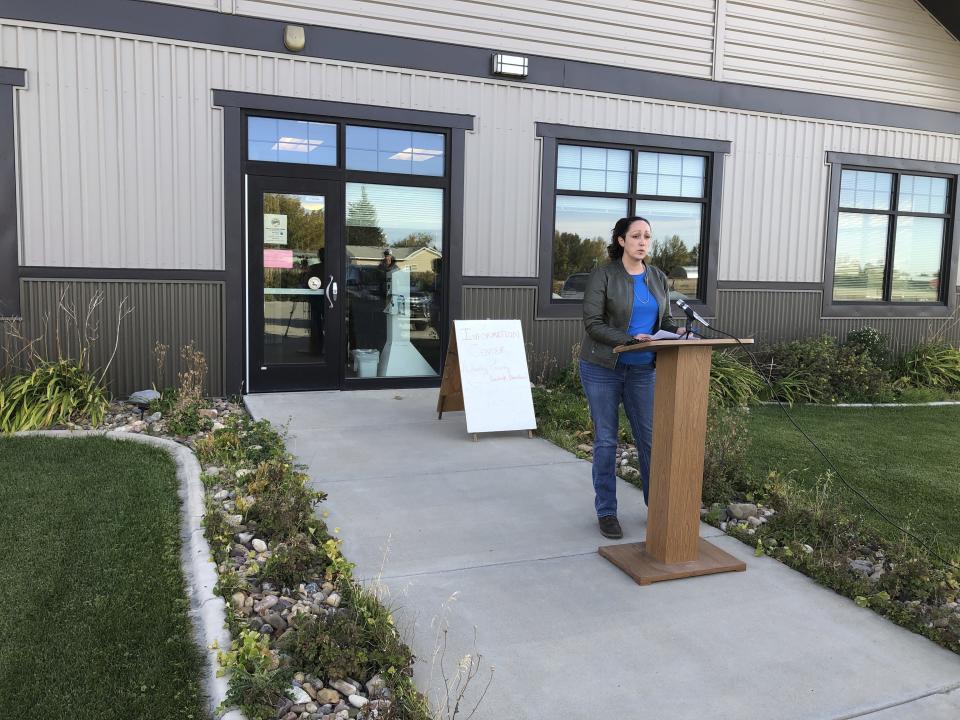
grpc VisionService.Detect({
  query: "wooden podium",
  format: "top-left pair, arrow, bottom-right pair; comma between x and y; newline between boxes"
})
598,338 -> 752,585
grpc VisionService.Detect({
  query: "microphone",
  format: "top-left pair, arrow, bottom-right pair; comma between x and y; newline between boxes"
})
675,298 -> 711,328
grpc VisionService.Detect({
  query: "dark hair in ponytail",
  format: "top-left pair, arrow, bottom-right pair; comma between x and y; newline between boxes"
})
607,216 -> 652,261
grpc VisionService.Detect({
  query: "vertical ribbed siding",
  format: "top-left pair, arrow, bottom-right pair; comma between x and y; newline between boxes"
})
18,279 -> 224,396
3,19 -> 960,283
724,0 -> 960,112
462,286 -> 582,367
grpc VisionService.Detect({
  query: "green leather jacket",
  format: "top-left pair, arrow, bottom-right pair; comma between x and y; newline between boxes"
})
579,261 -> 680,369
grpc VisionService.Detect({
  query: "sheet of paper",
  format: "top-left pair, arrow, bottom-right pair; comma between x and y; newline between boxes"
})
650,329 -> 701,340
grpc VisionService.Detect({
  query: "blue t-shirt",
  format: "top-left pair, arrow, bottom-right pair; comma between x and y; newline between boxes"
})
618,271 -> 658,366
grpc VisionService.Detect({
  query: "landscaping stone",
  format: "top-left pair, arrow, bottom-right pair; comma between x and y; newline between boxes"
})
848,559 -> 874,577
348,695 -> 368,708
331,680 -> 356,696
265,612 -> 287,631
236,532 -> 254,545
252,538 -> 268,553
365,674 -> 385,698
290,685 -> 312,704
747,516 -> 763,528
325,592 -> 341,608
316,689 -> 341,705
728,503 -> 758,520
576,443 -> 593,453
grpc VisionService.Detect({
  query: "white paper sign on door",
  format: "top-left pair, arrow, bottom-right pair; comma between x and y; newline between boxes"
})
454,319 -> 537,434
264,213 -> 288,245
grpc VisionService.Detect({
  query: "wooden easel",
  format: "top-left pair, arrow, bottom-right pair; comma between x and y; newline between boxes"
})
436,330 -> 534,441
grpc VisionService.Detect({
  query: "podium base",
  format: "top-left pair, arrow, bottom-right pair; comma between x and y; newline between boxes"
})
598,538 -> 746,585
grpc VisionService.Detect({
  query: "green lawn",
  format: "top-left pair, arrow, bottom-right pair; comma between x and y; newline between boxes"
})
745,405 -> 960,558
0,436 -> 207,719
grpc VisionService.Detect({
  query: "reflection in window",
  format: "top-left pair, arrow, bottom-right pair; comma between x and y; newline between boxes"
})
346,126 -> 445,176
635,200 -> 702,299
344,183 -> 444,378
552,196 -> 627,299
557,145 -> 630,193
832,167 -> 951,304
637,152 -> 705,198
247,117 -> 337,165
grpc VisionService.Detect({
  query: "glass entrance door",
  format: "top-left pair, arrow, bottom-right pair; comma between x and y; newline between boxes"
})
247,176 -> 342,391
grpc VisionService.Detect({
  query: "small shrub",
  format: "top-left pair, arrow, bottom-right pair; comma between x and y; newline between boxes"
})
260,533 -> 325,589
280,585 -> 413,684
0,360 -> 108,432
218,629 -> 291,720
246,460 -> 326,539
166,401 -> 213,436
709,350 -> 763,406
196,414 -> 286,470
846,326 -> 890,368
702,401 -> 752,506
899,343 -> 960,391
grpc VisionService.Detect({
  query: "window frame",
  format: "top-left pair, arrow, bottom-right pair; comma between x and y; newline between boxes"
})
535,123 -> 730,319
0,67 -> 25,318
822,152 -> 960,318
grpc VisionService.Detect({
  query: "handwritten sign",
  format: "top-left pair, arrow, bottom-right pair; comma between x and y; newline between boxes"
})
454,319 -> 536,434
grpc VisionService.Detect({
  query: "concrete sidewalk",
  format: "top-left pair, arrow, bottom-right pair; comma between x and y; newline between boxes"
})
246,388 -> 960,720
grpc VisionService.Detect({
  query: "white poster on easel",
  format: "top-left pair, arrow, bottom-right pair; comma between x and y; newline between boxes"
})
455,319 -> 537,434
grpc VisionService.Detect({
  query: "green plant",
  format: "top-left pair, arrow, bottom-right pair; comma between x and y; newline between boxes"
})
709,350 -> 763,406
260,533 -> 325,589
846,326 -> 890,368
195,414 -> 287,470
218,630 -> 291,720
246,460 -> 326,539
702,401 -> 752,506
899,343 -> 960,390
166,401 -> 213,436
0,360 -> 109,432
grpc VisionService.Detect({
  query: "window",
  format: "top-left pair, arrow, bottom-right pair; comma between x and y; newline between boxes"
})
247,116 -> 337,165
346,126 -> 445,176
825,153 -> 959,315
536,125 -> 729,318
833,168 -> 951,303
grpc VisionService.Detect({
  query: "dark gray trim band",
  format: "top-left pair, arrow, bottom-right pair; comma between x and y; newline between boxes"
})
535,125 -> 724,320
3,0 -> 960,135
464,277 -> 540,287
213,91 -> 475,131
717,281 -> 822,291
821,153 -> 960,319
536,124 -> 732,154
0,67 -> 25,317
0,68 -> 25,86
825,152 -> 960,175
19,266 -> 226,281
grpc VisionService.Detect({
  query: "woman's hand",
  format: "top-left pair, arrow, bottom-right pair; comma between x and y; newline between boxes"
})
633,333 -> 653,342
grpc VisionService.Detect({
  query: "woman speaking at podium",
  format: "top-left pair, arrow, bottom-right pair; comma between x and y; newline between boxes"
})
579,216 -> 685,540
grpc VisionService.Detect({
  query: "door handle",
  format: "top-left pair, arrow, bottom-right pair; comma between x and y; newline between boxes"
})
325,275 -> 336,308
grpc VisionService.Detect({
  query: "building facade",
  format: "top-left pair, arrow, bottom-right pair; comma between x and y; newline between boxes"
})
1,0 -> 959,394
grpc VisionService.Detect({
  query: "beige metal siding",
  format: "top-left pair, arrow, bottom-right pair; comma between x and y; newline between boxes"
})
18,279 -> 225,395
3,19 -> 960,283
724,0 -> 960,112
147,0 -> 719,79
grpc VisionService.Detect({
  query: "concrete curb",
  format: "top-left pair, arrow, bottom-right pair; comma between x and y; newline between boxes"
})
758,400 -> 960,408
13,430 -> 245,720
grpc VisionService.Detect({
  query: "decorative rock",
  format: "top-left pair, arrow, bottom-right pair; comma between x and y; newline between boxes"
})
206,466 -> 221,476
719,522 -> 727,531
306,702 -> 319,713
128,388 -> 161,405
801,544 -> 813,554
198,407 -> 219,419
289,686 -> 312,704
236,468 -> 252,479
348,695 -> 368,709
331,680 -> 357,696
728,503 -> 758,520
316,689 -> 341,705
213,489 -> 230,501
231,592 -> 246,610
746,516 -> 763,528
848,558 -> 874,577
236,532 -> 254,545
265,612 -> 287,631
283,713 -> 297,720
302,682 -> 318,699
212,420 -> 225,431
225,514 -> 244,528
365,675 -> 386,698
258,595 -> 279,612
620,466 -> 640,481
576,443 -> 593,453
325,592 -> 342,608
252,538 -> 268,553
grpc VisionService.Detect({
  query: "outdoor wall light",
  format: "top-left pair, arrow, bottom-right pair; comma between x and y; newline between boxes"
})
283,25 -> 305,52
491,53 -> 528,78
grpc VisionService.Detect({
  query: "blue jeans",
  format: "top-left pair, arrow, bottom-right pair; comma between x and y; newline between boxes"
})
579,359 -> 656,517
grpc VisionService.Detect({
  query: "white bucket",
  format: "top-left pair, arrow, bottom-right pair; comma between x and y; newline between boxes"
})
354,349 -> 380,378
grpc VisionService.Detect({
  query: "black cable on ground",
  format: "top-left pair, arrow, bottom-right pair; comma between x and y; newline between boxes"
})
701,323 -> 959,571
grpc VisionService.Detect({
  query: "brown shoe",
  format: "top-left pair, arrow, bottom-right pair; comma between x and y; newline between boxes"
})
598,515 -> 623,539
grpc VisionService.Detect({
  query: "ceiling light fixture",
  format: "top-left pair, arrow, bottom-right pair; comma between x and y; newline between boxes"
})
491,53 -> 528,78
